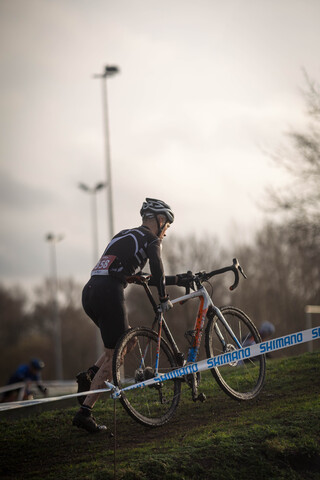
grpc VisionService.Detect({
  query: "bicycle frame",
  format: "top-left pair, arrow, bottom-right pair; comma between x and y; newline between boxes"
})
151,285 -> 243,376
111,263 -> 266,426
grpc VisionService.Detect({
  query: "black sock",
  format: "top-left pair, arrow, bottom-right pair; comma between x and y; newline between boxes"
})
80,405 -> 92,417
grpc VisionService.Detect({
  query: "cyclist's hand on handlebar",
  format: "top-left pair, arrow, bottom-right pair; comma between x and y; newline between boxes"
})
159,295 -> 173,312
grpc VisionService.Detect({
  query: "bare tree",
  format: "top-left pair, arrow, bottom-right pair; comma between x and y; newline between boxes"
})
267,72 -> 320,221
0,284 -> 28,349
230,217 -> 320,357
32,278 -> 97,378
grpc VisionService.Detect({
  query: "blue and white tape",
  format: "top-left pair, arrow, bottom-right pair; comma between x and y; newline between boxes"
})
1,326 -> 319,410
0,387 -> 111,411
113,326 -> 320,397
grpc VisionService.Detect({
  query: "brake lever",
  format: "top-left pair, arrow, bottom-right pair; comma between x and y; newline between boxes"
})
233,257 -> 247,279
238,264 -> 247,279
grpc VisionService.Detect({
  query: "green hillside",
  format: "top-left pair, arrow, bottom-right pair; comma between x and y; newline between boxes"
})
0,352 -> 319,480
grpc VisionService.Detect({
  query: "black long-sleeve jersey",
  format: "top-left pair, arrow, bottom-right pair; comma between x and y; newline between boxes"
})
91,226 -> 168,298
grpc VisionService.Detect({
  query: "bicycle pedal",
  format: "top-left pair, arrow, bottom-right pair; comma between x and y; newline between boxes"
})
194,393 -> 206,403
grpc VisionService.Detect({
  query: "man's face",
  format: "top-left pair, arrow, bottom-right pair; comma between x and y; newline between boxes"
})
159,221 -> 170,240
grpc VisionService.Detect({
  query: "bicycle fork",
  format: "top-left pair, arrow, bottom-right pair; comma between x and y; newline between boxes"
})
185,295 -> 208,403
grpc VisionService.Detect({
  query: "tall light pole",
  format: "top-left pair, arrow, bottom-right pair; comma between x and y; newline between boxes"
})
94,65 -> 120,239
45,233 -> 64,380
78,182 -> 106,264
79,182 -> 106,357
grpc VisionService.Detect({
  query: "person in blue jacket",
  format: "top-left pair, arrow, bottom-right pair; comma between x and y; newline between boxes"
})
1,358 -> 47,402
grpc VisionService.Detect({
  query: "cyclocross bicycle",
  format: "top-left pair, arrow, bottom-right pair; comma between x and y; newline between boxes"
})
112,258 -> 266,427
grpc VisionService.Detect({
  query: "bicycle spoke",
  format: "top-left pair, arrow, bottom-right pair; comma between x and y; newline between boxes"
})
206,307 -> 266,400
113,327 -> 181,427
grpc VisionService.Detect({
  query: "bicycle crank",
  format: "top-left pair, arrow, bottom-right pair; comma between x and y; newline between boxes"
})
186,372 -> 207,402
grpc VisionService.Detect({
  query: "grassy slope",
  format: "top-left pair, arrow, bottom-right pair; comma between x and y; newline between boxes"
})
0,351 -> 319,480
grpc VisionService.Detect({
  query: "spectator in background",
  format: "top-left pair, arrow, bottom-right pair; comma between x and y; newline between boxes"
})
242,321 -> 275,358
1,358 -> 48,402
243,321 -> 275,347
259,321 -> 275,341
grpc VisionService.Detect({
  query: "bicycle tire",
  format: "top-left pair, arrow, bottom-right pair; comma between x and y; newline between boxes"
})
205,306 -> 266,400
112,327 -> 181,427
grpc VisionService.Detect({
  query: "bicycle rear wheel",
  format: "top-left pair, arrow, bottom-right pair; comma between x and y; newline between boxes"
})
112,327 -> 181,427
205,306 -> 266,400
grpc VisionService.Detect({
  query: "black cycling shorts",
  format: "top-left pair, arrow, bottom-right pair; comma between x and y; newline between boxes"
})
82,276 -> 128,349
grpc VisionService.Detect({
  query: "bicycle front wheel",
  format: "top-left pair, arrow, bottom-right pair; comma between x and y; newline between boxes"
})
112,327 -> 181,427
205,306 -> 266,400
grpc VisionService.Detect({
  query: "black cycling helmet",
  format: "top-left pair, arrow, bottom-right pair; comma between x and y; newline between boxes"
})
30,358 -> 45,370
140,198 -> 174,224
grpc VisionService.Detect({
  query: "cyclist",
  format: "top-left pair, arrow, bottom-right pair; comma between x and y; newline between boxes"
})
242,321 -> 275,347
1,358 -> 47,402
73,198 -> 178,433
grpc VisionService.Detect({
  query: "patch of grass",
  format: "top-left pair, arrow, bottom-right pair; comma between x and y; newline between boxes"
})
0,352 -> 319,479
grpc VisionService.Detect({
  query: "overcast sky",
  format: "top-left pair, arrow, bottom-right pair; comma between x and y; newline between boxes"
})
1,0 -> 319,291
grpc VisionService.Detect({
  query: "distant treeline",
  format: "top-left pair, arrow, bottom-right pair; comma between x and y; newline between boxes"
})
1,215 -> 319,384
